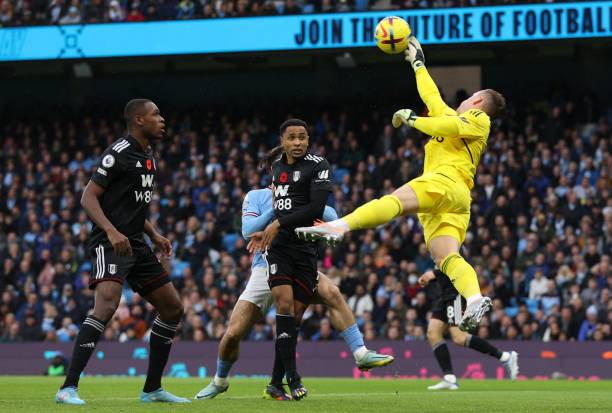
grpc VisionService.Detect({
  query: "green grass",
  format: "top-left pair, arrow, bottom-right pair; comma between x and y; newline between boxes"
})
2,376 -> 612,413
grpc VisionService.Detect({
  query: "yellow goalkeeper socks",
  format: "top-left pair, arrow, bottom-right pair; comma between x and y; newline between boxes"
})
342,195 -> 403,230
440,253 -> 482,299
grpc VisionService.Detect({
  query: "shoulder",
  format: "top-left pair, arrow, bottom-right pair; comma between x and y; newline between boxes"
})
303,153 -> 327,164
460,109 -> 490,125
244,188 -> 272,204
100,138 -> 133,165
106,138 -> 134,155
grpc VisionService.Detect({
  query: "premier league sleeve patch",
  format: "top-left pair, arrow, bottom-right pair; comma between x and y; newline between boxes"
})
102,154 -> 115,168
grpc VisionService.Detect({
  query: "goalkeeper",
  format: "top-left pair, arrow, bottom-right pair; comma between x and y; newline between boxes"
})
296,36 -> 506,331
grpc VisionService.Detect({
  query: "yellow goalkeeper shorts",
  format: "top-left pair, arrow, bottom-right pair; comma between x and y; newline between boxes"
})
405,171 -> 471,247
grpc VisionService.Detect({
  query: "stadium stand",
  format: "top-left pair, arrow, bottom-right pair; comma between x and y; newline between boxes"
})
0,94 -> 610,344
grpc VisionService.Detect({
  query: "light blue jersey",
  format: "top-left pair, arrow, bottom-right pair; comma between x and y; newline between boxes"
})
242,187 -> 338,270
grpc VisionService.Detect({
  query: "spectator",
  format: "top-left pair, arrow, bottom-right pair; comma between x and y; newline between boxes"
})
59,4 -> 81,24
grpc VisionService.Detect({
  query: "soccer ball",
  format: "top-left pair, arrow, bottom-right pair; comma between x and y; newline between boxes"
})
374,16 -> 411,55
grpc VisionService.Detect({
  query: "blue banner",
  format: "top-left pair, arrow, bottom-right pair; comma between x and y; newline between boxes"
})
1,1 -> 611,61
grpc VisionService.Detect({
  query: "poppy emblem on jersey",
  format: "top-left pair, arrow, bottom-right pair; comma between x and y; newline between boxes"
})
102,154 -> 115,168
279,172 -> 288,183
108,264 -> 117,275
146,159 -> 152,170
293,171 -> 301,182
270,264 -> 277,274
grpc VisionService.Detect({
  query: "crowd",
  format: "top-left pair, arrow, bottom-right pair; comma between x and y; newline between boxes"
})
0,0 -> 562,27
0,90 -> 610,345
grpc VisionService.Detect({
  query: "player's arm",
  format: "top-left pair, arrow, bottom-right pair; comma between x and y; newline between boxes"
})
418,270 -> 436,287
83,150 -> 132,256
81,180 -> 132,256
144,219 -> 172,256
392,108 -> 488,140
241,191 -> 275,239
405,37 -> 454,117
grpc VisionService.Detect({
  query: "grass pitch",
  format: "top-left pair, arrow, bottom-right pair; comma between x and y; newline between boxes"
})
1,376 -> 611,412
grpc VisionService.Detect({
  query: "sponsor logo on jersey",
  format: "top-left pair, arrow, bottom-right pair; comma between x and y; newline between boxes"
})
279,171 -> 288,183
108,264 -> 117,274
293,171 -> 301,182
102,154 -> 115,168
141,174 -> 154,187
136,160 -> 142,168
146,159 -> 152,171
270,264 -> 277,274
318,169 -> 329,179
274,185 -> 289,197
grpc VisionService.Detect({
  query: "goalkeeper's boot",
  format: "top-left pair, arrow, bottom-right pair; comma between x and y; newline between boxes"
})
55,386 -> 85,405
459,296 -> 492,331
288,377 -> 308,401
356,350 -> 395,371
503,351 -> 520,381
427,375 -> 459,391
295,221 -> 345,246
194,380 -> 229,400
140,388 -> 190,403
263,383 -> 291,401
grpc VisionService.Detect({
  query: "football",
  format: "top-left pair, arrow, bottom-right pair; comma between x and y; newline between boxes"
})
374,16 -> 412,54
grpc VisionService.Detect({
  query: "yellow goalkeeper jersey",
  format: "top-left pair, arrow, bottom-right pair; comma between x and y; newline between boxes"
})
413,68 -> 491,189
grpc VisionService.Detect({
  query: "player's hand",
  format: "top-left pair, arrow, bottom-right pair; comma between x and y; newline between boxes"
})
158,252 -> 172,275
107,228 -> 132,256
261,220 -> 281,251
247,231 -> 264,254
404,36 -> 425,71
152,233 -> 173,257
418,271 -> 435,287
392,109 -> 418,128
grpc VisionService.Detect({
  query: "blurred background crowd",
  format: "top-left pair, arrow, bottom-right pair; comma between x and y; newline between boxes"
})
0,0 -> 569,27
0,89 -> 610,345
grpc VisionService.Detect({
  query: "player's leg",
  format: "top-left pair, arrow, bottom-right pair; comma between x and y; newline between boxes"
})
448,326 -> 519,380
295,183 -> 418,242
270,284 -> 298,381
196,266 -> 271,399
426,314 -> 459,390
56,280 -> 123,404
429,235 -> 491,331
315,273 -> 394,370
196,300 -> 261,399
139,279 -> 190,403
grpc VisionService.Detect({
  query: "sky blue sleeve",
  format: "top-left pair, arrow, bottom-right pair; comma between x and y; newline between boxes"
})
323,205 -> 338,222
242,190 -> 275,238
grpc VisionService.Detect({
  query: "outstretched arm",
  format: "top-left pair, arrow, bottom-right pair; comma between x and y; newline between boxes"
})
392,108 -> 488,140
405,37 -> 454,117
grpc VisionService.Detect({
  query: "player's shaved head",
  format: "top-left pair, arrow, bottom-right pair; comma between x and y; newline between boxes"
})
124,98 -> 152,127
481,89 -> 506,118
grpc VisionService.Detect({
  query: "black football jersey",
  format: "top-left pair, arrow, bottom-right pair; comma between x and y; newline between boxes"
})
271,152 -> 333,249
433,270 -> 460,301
88,136 -> 157,252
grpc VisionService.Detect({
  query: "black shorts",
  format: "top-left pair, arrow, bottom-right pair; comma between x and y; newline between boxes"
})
265,247 -> 318,305
431,294 -> 465,326
89,243 -> 170,296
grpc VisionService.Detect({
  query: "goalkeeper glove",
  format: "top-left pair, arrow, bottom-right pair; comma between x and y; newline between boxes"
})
404,36 -> 425,72
392,109 -> 418,128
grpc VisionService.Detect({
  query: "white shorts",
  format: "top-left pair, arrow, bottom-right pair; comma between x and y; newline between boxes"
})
238,266 -> 273,314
